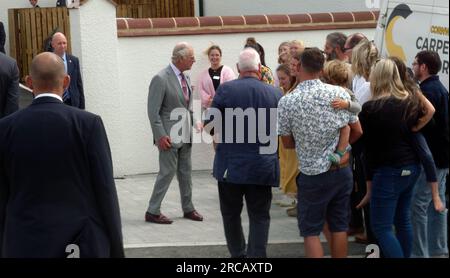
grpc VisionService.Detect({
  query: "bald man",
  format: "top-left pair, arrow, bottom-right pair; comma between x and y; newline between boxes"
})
51,32 -> 85,109
0,52 -> 123,258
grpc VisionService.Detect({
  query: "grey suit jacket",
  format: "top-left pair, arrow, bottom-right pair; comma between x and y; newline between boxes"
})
0,53 -> 19,119
147,65 -> 195,148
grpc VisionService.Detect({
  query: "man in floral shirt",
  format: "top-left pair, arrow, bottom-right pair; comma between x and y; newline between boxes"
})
278,47 -> 362,258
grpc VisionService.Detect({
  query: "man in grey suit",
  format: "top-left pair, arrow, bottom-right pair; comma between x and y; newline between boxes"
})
0,52 -> 19,119
146,42 -> 203,224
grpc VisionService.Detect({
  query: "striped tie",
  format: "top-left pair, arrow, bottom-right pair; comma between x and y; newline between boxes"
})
62,56 -> 70,102
180,73 -> 189,104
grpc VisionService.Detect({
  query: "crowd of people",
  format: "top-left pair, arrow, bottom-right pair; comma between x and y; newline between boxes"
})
143,33 -> 449,259
0,28 -> 448,258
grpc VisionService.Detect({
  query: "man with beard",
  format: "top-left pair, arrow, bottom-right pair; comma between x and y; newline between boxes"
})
324,32 -> 348,62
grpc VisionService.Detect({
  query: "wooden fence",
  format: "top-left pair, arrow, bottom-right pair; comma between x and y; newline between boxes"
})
116,0 -> 195,18
8,7 -> 71,80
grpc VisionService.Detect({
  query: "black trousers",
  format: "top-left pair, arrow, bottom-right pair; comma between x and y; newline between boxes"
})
351,140 -> 376,243
218,182 -> 272,258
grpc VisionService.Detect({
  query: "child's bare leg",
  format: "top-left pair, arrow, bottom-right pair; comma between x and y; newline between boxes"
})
329,125 -> 350,164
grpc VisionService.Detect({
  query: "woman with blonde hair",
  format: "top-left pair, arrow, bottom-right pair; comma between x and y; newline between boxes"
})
289,40 -> 305,59
275,64 -> 298,209
197,44 -> 236,110
349,39 -> 379,243
357,58 -> 431,257
351,39 -> 378,105
389,56 -> 444,213
278,41 -> 291,65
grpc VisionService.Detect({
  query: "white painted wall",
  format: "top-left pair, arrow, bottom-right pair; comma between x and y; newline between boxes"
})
0,0 -> 376,176
117,28 -> 375,175
68,0 -> 126,176
201,0 -> 379,16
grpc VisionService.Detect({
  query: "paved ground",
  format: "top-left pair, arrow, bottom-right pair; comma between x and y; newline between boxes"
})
116,170 -> 366,258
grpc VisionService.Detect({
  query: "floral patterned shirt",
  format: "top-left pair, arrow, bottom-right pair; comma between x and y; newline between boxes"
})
278,79 -> 358,175
261,65 -> 274,85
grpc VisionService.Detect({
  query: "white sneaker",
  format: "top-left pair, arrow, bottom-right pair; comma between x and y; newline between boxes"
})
275,195 -> 296,207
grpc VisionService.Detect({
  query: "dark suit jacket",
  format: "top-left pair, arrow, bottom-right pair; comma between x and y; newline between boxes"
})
0,96 -> 124,258
0,21 -> 5,54
66,53 -> 85,109
0,53 -> 19,119
210,77 -> 282,186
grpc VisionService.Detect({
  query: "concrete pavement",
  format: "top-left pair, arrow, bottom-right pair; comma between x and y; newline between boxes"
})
116,170 -> 366,258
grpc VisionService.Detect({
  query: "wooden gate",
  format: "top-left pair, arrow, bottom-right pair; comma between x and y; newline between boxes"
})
8,7 -> 71,80
116,0 -> 195,18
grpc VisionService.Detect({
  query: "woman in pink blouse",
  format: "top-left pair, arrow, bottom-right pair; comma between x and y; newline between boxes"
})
197,45 -> 236,110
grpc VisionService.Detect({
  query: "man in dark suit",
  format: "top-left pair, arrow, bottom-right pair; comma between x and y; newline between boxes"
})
0,52 -> 124,258
0,52 -> 19,119
51,32 -> 85,109
146,42 -> 203,224
207,48 -> 282,257
0,21 -> 6,54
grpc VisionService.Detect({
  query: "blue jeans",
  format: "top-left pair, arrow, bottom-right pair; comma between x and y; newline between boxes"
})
411,167 -> 449,257
370,164 -> 420,258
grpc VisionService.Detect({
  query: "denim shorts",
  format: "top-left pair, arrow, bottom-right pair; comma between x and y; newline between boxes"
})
296,166 -> 353,237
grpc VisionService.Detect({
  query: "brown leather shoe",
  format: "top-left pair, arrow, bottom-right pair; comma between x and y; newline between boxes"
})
183,210 -> 203,221
145,212 -> 173,224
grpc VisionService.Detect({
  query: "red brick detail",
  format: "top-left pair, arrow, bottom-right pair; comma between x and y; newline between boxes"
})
331,12 -> 355,23
221,16 -> 245,26
116,18 -> 128,30
243,15 -> 268,25
267,14 -> 290,25
288,14 -> 311,24
310,13 -> 333,23
117,22 -> 377,37
116,11 -> 379,37
353,11 -> 375,22
175,17 -> 199,28
127,18 -> 152,29
151,18 -> 176,29
199,16 -> 222,27
371,11 -> 380,20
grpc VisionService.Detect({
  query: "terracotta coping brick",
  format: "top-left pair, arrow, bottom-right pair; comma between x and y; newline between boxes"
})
221,16 -> 246,26
117,11 -> 378,37
199,16 -> 223,27
310,13 -> 333,23
175,17 -> 200,28
267,15 -> 290,25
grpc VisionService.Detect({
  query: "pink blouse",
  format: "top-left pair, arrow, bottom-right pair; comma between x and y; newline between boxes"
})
197,65 -> 236,108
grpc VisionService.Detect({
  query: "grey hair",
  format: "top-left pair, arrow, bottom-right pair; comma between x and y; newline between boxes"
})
238,48 -> 260,71
171,42 -> 192,63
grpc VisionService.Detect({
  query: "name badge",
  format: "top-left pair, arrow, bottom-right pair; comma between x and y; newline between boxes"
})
213,75 -> 220,80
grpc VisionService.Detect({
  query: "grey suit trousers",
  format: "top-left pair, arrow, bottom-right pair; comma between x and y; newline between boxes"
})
147,143 -> 195,215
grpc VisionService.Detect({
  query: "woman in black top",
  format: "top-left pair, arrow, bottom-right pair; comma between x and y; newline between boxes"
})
357,59 -> 422,258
